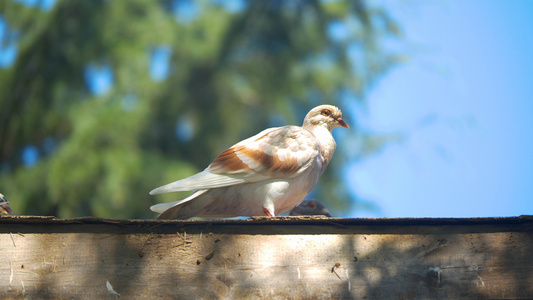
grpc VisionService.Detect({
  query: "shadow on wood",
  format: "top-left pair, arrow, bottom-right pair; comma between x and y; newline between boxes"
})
1,216 -> 532,299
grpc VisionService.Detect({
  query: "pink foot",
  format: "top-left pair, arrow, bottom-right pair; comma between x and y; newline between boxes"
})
263,208 -> 274,217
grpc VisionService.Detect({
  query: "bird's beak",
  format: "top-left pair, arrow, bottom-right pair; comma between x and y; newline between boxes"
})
336,117 -> 349,129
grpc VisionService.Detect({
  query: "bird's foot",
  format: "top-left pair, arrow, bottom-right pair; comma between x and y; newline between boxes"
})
262,208 -> 274,217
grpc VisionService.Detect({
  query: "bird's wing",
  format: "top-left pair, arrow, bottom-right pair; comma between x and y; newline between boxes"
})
149,169 -> 251,194
150,126 -> 320,194
210,126 -> 320,178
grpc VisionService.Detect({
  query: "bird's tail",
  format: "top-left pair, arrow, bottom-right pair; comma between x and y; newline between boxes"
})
150,190 -> 216,220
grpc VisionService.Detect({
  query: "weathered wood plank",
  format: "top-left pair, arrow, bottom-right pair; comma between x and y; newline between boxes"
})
1,216 -> 532,299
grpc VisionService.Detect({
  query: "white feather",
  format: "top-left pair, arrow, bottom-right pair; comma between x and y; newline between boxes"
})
150,190 -> 208,213
149,170 -> 266,194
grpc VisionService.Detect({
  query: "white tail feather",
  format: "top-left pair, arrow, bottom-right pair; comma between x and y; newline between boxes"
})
149,170 -> 252,195
154,190 -> 217,219
150,190 -> 208,213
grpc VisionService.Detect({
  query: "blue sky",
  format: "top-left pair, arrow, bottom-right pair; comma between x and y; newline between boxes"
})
347,0 -> 533,218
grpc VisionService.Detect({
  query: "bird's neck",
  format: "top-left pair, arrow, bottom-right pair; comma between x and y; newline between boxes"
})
307,124 -> 336,173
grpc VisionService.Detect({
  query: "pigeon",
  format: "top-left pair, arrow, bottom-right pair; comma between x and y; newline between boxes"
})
289,199 -> 332,217
150,104 -> 348,219
0,193 -> 13,216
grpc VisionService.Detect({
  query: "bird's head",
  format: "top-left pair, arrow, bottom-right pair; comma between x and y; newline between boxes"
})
303,105 -> 349,131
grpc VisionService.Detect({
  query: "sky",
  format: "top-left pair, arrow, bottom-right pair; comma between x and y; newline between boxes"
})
347,0 -> 533,218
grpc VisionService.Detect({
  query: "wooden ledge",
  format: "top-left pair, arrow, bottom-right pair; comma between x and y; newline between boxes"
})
1,215 -> 532,299
1,215 -> 532,235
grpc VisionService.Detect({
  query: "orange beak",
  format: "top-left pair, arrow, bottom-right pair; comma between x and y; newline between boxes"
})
337,117 -> 349,128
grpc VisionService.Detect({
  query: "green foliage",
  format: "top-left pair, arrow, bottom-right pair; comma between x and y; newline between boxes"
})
0,0 -> 405,218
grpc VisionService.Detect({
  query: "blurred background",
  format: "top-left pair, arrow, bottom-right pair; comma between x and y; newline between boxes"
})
0,0 -> 531,219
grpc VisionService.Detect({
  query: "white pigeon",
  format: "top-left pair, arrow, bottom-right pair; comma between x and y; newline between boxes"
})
149,104 -> 349,219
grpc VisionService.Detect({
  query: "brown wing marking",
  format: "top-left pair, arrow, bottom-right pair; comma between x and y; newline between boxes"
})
237,145 -> 302,175
209,147 -> 253,173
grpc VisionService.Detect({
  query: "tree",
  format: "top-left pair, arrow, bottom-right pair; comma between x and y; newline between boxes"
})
0,0 -> 404,218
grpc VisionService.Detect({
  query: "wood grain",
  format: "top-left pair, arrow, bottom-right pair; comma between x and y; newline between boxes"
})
1,216 -> 532,299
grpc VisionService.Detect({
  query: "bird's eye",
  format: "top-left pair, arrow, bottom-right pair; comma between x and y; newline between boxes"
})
321,109 -> 331,116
